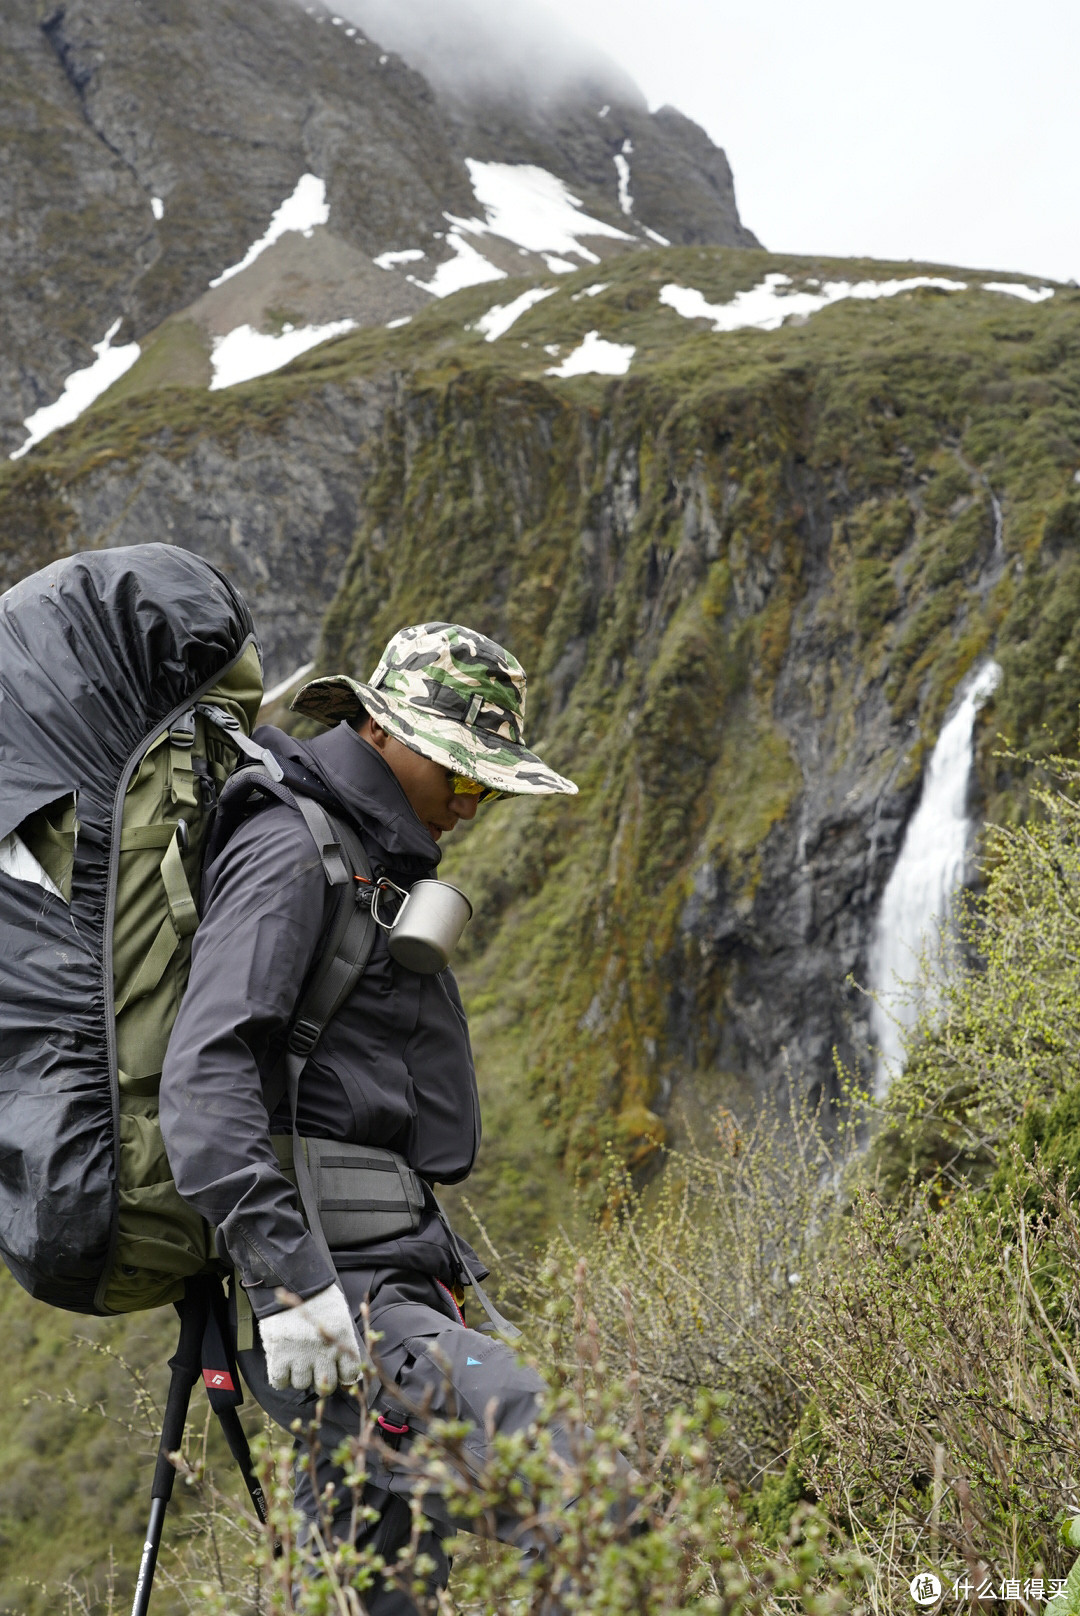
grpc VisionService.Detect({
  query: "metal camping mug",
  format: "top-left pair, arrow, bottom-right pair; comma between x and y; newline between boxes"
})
371,878 -> 473,974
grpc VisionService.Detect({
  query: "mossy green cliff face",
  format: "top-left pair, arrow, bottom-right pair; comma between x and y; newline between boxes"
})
4,249 -> 1079,1231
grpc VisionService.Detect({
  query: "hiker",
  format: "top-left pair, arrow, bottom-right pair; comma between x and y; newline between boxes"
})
158,622 -> 578,1611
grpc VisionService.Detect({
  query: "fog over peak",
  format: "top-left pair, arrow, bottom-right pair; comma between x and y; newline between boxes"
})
317,0 -> 645,109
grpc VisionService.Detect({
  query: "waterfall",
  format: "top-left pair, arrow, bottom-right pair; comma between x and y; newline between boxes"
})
869,660 -> 1002,1090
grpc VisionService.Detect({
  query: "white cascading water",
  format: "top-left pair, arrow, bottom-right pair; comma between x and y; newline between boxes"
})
869,661 -> 1002,1090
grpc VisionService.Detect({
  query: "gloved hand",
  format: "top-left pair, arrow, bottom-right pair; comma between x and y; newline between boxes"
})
257,1284 -> 363,1393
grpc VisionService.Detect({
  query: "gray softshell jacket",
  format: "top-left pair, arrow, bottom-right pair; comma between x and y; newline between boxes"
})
159,721 -> 482,1317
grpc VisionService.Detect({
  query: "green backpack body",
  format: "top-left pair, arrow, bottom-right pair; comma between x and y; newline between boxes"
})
0,548 -> 317,1314
105,645 -> 263,1311
16,643 -> 265,1312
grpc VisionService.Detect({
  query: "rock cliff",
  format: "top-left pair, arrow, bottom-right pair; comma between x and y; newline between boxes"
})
2,0 -> 757,455
4,250 -> 1077,1238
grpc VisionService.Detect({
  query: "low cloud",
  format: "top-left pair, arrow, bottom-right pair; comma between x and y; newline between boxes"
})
318,0 -> 643,107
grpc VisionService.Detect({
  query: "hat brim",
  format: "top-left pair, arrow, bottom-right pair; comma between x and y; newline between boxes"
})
291,674 -> 578,797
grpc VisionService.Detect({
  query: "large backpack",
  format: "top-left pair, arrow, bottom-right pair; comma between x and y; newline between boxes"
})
0,545 -> 362,1316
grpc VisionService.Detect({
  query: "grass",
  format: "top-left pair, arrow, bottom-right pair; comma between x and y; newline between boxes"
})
102,320 -> 212,403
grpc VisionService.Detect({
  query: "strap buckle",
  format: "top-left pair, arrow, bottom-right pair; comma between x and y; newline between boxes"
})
197,703 -> 284,781
168,708 -> 196,748
288,1017 -> 321,1057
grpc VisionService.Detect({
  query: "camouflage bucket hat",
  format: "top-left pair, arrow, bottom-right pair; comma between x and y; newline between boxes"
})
290,622 -> 578,797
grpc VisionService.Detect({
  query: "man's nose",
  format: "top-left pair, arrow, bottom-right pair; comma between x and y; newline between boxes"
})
451,791 -> 480,821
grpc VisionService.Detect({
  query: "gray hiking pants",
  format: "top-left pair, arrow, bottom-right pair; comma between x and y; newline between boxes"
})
235,1268 -> 572,1614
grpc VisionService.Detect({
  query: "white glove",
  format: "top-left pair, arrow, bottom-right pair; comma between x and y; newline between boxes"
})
258,1284 -> 363,1394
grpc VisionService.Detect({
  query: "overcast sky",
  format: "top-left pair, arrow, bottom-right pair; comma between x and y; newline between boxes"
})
537,0 -> 1079,284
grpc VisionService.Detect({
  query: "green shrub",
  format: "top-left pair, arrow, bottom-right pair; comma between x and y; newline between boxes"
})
45,1292 -> 872,1616
851,558 -> 898,643
746,1402 -> 823,1545
167,1315 -> 872,1616
516,1093 -> 857,1488
793,1170 -> 1080,1605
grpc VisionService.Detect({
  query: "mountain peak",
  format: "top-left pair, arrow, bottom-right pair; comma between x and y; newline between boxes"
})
1,0 -> 757,453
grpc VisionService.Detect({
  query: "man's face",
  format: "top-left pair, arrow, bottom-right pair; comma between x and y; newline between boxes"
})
358,718 -> 479,843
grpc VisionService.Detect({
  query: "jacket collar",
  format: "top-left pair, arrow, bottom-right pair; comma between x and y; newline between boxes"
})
256,721 -> 441,872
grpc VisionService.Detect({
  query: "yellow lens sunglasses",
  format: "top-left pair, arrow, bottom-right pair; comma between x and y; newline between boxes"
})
449,771 -> 506,806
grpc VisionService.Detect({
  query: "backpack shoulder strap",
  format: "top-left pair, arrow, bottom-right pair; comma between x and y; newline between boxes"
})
204,764 -> 297,872
286,801 -> 376,1060
210,764 -> 378,1088
208,760 -> 362,891
280,804 -> 377,1307
206,769 -> 377,1352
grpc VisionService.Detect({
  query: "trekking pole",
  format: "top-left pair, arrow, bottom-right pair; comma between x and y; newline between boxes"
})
201,1277 -> 269,1526
214,1403 -> 269,1524
130,1282 -> 206,1616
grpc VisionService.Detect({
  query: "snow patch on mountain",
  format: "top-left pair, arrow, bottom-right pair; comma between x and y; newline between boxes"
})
546,330 -> 634,377
660,273 -> 970,333
474,286 -> 556,341
614,140 -> 633,216
9,319 -> 140,460
465,160 -> 632,261
374,248 -> 426,269
261,660 -> 317,706
380,161 -> 637,301
982,281 -> 1054,302
210,174 -> 329,288
412,231 -> 506,297
209,319 -> 356,389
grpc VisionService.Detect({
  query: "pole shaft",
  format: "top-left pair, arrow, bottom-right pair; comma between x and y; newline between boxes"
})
130,1497 -> 168,1616
132,1283 -> 206,1615
215,1402 -> 269,1523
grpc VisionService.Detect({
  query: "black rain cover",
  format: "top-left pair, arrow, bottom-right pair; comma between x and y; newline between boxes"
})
0,545 -> 256,1311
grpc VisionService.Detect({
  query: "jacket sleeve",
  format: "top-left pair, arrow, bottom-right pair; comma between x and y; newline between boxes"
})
160,803 -> 339,1315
